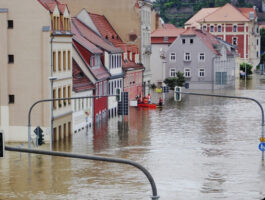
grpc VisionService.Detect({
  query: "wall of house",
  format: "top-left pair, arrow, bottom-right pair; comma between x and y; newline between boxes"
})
72,90 -> 93,133
124,70 -> 143,100
94,82 -> 108,123
150,43 -> 170,85
0,0 -> 52,142
165,35 -> 216,90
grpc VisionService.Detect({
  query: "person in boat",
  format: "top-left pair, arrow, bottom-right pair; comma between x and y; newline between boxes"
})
147,93 -> 151,104
158,97 -> 163,106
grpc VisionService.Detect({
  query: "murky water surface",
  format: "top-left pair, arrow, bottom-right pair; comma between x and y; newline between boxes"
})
1,75 -> 265,200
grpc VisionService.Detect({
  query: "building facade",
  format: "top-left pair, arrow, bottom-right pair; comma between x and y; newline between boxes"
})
71,17 -> 111,124
185,3 -> 260,68
151,24 -> 184,86
165,29 -> 236,90
0,0 -> 72,142
75,10 -> 124,118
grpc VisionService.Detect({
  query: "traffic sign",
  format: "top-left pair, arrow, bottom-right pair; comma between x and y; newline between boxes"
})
260,137 -> 265,142
259,143 -> 265,152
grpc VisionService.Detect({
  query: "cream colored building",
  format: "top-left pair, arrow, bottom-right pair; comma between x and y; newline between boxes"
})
0,0 -> 72,142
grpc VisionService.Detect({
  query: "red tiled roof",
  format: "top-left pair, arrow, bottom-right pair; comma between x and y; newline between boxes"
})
151,26 -> 185,37
38,0 -> 57,12
85,11 -> 141,70
88,12 -> 122,44
73,59 -> 95,92
181,28 -> 220,55
71,20 -> 103,54
162,24 -> 177,29
122,61 -> 144,71
73,41 -> 110,81
238,8 -> 256,19
72,17 -> 123,54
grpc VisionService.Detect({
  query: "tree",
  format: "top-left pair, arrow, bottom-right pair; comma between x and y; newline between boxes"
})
240,62 -> 253,76
164,72 -> 185,90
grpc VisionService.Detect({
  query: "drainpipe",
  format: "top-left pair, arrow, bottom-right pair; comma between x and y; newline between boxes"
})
212,56 -> 215,91
50,34 -> 55,150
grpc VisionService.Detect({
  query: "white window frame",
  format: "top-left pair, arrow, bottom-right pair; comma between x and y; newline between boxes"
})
184,52 -> 191,61
233,25 -> 237,32
184,68 -> 191,77
232,37 -> 237,45
198,68 -> 205,77
170,52 -> 176,62
203,25 -> 207,31
217,25 -> 222,32
199,53 -> 205,62
170,68 -> 176,77
210,25 -> 214,32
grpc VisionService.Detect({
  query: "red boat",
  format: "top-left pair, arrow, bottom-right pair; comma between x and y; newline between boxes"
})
138,103 -> 157,109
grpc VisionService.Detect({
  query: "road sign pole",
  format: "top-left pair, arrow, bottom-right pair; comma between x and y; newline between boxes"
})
261,124 -> 265,161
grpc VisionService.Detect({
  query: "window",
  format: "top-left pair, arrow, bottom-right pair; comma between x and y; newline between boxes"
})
58,51 -> 61,71
170,53 -> 176,61
8,20 -> 13,29
257,51 -> 259,58
203,25 -> 207,31
170,68 -> 176,77
182,39 -> 185,44
8,55 -> 14,63
53,52 -> 56,72
53,89 -> 56,109
190,39 -> 193,44
58,88 -> 62,107
257,27 -> 259,34
210,25 -> 214,32
163,37 -> 168,42
232,37 -> 237,45
68,86 -> 71,104
184,68 -> 191,77
9,95 -> 15,104
63,51 -> 66,71
217,25 -> 222,32
257,39 -> 259,46
199,53 -> 205,61
199,68 -> 205,77
216,72 -> 227,85
233,25 -> 237,32
68,51 -> 71,70
184,52 -> 191,61
63,86 -> 66,106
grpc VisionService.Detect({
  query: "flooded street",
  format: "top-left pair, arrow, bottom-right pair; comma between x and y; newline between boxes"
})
1,75 -> 265,200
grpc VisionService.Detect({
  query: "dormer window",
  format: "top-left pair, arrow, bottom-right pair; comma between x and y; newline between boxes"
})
53,16 -> 60,31
105,35 -> 108,40
90,55 -> 100,67
63,17 -> 70,31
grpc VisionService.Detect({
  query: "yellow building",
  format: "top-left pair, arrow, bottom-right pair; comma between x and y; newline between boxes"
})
0,0 -> 72,142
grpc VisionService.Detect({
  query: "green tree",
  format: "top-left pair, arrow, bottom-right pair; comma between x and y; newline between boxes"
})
240,62 -> 253,76
164,72 -> 185,89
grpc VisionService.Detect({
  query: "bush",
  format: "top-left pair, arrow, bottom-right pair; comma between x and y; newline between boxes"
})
164,71 -> 185,90
240,62 -> 253,76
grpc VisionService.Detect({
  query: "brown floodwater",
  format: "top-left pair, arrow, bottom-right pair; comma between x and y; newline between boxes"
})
1,75 -> 265,200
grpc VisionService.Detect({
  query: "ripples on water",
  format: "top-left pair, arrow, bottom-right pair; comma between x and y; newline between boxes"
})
1,76 -> 265,199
